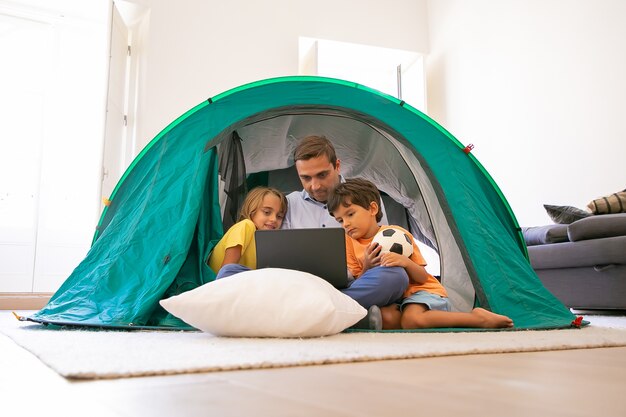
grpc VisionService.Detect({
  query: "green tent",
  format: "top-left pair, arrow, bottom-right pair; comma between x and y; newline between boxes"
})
25,76 -> 577,330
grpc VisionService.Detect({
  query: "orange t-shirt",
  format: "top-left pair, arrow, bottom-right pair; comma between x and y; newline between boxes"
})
346,225 -> 447,299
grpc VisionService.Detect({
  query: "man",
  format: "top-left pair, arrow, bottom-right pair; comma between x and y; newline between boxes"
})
283,135 -> 403,329
282,135 -> 388,229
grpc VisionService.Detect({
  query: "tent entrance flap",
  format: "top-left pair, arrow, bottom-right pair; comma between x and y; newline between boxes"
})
220,109 -> 477,312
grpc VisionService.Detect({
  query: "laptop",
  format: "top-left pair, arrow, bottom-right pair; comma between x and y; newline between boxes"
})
255,228 -> 349,288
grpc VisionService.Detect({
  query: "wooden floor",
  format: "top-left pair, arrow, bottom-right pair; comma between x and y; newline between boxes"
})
2,327 -> 625,417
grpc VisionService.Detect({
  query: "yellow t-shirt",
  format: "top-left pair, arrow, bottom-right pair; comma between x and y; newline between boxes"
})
346,225 -> 447,299
208,219 -> 257,273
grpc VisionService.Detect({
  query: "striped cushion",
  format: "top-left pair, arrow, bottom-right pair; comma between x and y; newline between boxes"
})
587,190 -> 626,214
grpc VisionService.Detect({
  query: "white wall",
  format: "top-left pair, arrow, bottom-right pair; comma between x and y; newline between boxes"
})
124,0 -> 625,227
126,0 -> 429,149
426,0 -> 626,226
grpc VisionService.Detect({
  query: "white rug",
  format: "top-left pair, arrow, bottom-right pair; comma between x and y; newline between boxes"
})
2,312 -> 626,380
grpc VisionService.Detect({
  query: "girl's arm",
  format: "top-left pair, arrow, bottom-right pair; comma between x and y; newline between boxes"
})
220,245 -> 243,267
380,252 -> 430,285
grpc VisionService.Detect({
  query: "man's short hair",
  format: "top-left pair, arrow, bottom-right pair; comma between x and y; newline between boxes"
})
293,135 -> 337,165
327,178 -> 382,223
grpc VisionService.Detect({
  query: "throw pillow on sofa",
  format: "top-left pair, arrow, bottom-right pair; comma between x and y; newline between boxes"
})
543,204 -> 592,224
522,224 -> 569,245
587,190 -> 626,214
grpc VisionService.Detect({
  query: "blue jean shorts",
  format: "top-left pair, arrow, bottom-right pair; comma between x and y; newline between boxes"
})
400,291 -> 452,312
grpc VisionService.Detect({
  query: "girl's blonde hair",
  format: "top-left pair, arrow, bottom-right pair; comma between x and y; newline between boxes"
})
239,186 -> 288,221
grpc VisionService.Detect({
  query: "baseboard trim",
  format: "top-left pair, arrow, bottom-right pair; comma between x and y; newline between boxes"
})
0,293 -> 52,311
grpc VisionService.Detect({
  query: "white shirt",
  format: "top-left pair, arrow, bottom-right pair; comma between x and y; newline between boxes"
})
283,189 -> 342,229
282,185 -> 389,229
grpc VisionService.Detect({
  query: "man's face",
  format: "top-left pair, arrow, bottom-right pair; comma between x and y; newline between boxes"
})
295,155 -> 341,203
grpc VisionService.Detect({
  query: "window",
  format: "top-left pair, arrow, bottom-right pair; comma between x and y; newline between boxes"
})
0,1 -> 108,292
299,37 -> 426,112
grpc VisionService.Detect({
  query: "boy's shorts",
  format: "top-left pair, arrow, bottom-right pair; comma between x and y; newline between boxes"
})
400,291 -> 452,312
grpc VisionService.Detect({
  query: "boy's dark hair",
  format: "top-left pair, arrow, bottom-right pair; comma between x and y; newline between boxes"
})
293,135 -> 337,165
327,178 -> 382,222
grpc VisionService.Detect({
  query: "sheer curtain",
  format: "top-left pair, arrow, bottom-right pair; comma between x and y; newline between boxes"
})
0,1 -> 108,292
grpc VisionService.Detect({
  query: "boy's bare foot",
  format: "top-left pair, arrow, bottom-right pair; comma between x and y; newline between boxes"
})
471,307 -> 514,328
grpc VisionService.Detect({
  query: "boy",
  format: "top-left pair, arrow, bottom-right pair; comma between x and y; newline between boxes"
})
327,178 -> 514,330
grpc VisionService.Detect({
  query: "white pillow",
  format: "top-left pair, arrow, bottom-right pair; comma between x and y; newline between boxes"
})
159,268 -> 367,338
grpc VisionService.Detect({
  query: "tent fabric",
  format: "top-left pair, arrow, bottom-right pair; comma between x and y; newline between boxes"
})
27,76 -> 575,330
218,131 -> 248,231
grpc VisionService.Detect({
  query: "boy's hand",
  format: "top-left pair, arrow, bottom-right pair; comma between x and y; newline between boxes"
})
362,242 -> 382,272
380,252 -> 410,268
381,252 -> 429,285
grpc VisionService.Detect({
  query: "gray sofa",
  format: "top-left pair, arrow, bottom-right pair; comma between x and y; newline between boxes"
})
523,213 -> 626,310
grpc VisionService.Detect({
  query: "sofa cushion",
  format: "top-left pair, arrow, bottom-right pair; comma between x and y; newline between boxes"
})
567,213 -> 626,242
527,235 -> 626,269
522,224 -> 569,246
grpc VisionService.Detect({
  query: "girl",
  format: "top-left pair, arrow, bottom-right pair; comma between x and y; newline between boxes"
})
207,186 -> 287,277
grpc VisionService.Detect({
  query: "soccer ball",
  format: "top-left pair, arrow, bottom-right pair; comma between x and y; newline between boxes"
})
372,227 -> 413,257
